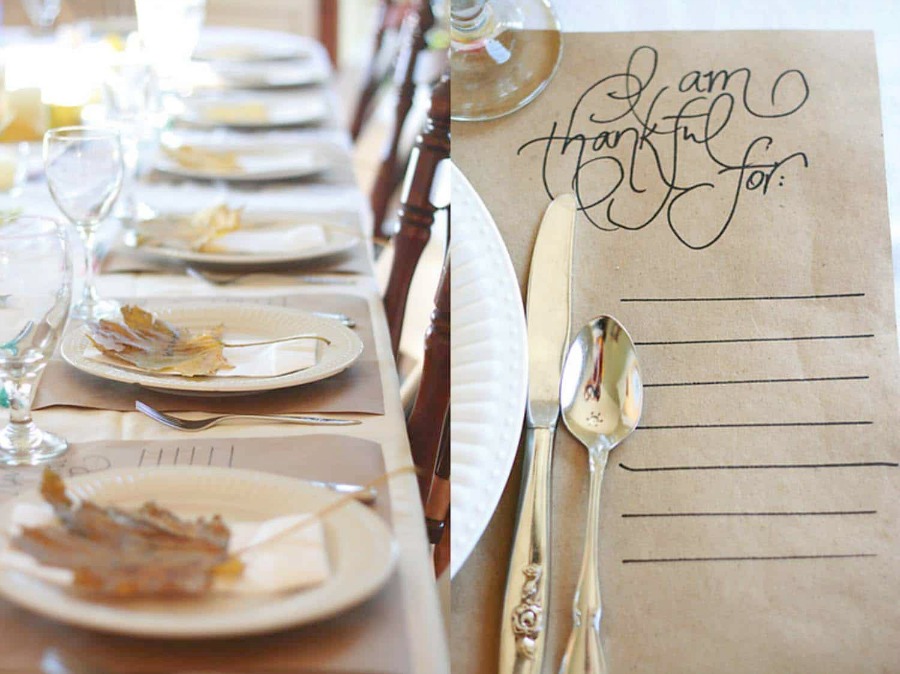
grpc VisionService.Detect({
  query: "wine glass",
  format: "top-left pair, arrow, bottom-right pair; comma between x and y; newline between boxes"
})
450,0 -> 562,121
0,216 -> 72,466
21,0 -> 62,34
103,59 -> 160,225
43,126 -> 124,322
135,0 -> 207,92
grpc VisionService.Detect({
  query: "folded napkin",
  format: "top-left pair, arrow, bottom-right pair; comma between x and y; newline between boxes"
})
85,336 -> 318,378
1,504 -> 330,595
209,224 -> 327,254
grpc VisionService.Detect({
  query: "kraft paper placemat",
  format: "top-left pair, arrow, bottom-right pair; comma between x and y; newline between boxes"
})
35,294 -> 384,415
452,31 -> 900,674
0,435 -> 410,674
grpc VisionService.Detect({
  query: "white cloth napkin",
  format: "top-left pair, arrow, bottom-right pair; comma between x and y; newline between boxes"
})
1,504 -> 330,595
85,334 -> 318,378
213,224 -> 327,254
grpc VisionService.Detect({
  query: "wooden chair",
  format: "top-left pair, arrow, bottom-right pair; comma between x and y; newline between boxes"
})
369,0 -> 435,241
405,251 -> 450,503
425,409 -> 450,576
383,74 -> 449,357
350,0 -> 411,140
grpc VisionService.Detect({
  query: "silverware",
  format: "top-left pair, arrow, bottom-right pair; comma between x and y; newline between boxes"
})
306,479 -> 378,504
186,266 -> 356,287
499,194 -> 577,674
558,317 -> 643,674
221,333 -> 331,347
135,400 -> 361,431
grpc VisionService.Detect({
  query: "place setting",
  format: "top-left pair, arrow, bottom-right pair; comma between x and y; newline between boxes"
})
451,7 -> 900,674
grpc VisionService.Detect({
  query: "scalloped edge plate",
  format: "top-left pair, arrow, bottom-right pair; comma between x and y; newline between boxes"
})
0,466 -> 397,637
450,163 -> 528,577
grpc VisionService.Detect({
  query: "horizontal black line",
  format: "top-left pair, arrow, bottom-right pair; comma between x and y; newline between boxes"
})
644,375 -> 869,388
619,461 -> 899,472
638,421 -> 873,430
622,554 -> 877,564
636,334 -> 874,346
621,293 -> 865,303
622,510 -> 876,518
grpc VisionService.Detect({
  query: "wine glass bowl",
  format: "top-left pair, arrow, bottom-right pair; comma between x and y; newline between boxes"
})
43,126 -> 124,321
0,216 -> 72,466
450,0 -> 563,121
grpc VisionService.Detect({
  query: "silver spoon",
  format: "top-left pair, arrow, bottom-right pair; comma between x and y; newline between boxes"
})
558,316 -> 644,674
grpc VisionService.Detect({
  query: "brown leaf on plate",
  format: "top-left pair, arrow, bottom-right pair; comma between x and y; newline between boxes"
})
134,204 -> 244,253
11,469 -> 242,597
87,305 -> 233,377
164,145 -> 242,173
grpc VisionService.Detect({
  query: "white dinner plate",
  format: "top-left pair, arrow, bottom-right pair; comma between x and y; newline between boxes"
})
155,143 -> 331,182
0,467 -> 397,637
450,163 -> 528,577
194,28 -> 318,63
60,302 -> 363,394
174,91 -> 331,129
129,214 -> 361,266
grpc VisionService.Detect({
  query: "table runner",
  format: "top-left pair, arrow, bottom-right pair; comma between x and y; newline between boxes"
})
0,434 -> 410,674
452,31 -> 900,674
34,293 -> 384,415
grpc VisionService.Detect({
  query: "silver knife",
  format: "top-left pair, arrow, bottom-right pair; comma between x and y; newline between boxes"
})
499,194 -> 577,674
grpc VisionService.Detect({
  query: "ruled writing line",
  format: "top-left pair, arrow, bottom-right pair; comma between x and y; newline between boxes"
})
622,554 -> 877,564
635,334 -> 874,346
644,375 -> 869,388
638,421 -> 873,430
621,510 -> 876,518
621,293 -> 865,303
619,461 -> 899,472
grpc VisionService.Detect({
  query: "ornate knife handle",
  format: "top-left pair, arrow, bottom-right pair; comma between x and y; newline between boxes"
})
499,425 -> 555,674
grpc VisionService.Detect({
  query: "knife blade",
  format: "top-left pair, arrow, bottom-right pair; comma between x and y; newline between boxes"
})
498,194 -> 577,674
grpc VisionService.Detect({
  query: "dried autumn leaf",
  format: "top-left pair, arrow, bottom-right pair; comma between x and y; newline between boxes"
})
87,305 -> 233,377
164,145 -> 242,173
134,204 -> 244,252
11,469 -> 243,597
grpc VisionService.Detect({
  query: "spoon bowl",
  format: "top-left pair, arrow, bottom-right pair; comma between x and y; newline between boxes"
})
560,316 -> 643,452
557,315 -> 643,674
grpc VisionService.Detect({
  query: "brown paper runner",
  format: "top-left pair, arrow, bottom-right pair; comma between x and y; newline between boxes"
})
0,435 -> 410,674
452,31 -> 900,674
34,294 -> 385,415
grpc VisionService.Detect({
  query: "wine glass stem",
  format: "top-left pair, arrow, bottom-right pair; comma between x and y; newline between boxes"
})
79,227 -> 101,309
451,0 -> 490,33
1,366 -> 41,444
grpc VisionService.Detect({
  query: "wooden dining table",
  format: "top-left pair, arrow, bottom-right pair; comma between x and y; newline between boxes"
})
0,25 -> 449,674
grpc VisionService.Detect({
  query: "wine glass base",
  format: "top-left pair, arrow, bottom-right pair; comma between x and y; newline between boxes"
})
0,429 -> 69,467
71,297 -> 121,322
451,28 -> 563,121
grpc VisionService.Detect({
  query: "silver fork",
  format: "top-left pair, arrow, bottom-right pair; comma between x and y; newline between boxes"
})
186,267 -> 356,287
136,400 -> 360,431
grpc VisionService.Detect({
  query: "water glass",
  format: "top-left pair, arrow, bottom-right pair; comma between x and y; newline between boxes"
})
43,126 -> 123,321
136,0 -> 207,88
0,216 -> 72,466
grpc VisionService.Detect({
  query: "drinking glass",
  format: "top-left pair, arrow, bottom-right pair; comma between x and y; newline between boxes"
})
43,126 -> 124,321
103,60 -> 160,224
135,0 -> 207,90
0,216 -> 72,466
21,0 -> 62,33
450,0 -> 562,121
